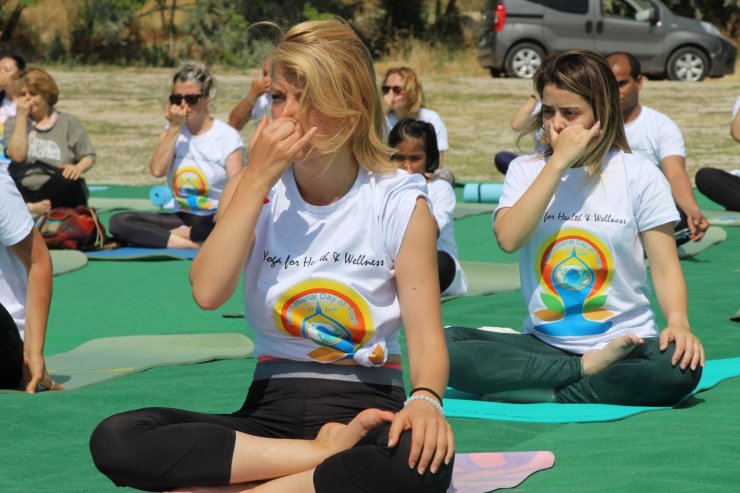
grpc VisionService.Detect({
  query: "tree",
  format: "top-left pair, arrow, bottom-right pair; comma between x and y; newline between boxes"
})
0,0 -> 37,42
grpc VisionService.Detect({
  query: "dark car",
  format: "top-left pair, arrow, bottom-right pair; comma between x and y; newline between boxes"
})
477,0 -> 737,81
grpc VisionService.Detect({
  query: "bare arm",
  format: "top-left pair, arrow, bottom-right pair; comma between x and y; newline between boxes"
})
9,228 -> 56,393
511,94 -> 539,131
228,72 -> 271,131
732,109 -> 740,142
642,223 -> 704,370
661,155 -> 708,241
6,96 -> 31,163
224,148 -> 245,179
494,122 -> 601,252
388,198 -> 454,474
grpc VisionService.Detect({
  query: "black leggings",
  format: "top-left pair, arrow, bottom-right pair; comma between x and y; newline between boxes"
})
108,211 -> 215,248
695,167 -> 740,212
437,250 -> 456,293
445,327 -> 701,406
0,302 -> 23,389
13,169 -> 88,208
89,364 -> 452,492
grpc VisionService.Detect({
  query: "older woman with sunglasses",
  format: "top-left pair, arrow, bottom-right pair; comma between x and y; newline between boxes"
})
5,67 -> 95,214
108,62 -> 244,249
382,68 -> 452,181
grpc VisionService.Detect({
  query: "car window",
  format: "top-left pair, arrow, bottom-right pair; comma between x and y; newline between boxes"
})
545,0 -> 589,15
601,0 -> 653,21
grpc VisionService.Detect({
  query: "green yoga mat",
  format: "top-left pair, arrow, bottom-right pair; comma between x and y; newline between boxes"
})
50,250 -> 88,276
454,202 -> 497,220
444,357 -> 740,423
88,197 -> 158,212
443,262 -> 520,302
702,209 -> 740,227
677,226 -> 727,259
0,333 -> 254,392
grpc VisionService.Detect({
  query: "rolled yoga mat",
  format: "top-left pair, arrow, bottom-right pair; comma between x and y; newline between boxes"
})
150,185 -> 175,208
463,183 -> 504,204
0,333 -> 254,392
50,250 -> 88,276
677,226 -> 727,259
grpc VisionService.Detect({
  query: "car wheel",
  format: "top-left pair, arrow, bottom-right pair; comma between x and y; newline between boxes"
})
666,47 -> 709,82
504,43 -> 545,79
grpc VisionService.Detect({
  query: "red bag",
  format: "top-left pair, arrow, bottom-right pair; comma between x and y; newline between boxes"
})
34,206 -> 109,250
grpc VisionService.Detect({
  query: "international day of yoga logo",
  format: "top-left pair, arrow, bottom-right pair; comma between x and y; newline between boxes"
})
172,166 -> 213,211
533,229 -> 614,336
273,279 -> 381,364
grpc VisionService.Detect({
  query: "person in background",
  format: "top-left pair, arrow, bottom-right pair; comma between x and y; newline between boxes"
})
5,67 -> 95,215
382,66 -> 455,183
229,56 -> 272,131
606,51 -> 709,246
695,97 -> 740,212
446,50 -> 703,406
493,92 -> 544,175
0,172 -> 59,393
109,62 -> 244,249
0,54 -> 26,175
390,117 -> 467,296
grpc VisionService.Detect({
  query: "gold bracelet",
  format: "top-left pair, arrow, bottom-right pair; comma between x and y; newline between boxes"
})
242,174 -> 268,197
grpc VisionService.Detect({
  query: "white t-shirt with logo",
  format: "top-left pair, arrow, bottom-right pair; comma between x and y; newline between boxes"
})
624,106 -> 684,169
428,178 -> 467,296
0,173 -> 34,339
243,167 -> 427,367
167,118 -> 243,215
495,150 -> 679,354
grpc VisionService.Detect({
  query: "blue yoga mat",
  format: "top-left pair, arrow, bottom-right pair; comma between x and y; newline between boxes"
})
444,357 -> 740,423
86,247 -> 197,260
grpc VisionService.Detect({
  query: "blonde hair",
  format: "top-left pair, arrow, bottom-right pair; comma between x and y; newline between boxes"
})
383,66 -> 424,115
14,67 -> 59,107
520,49 -> 629,175
272,18 -> 396,174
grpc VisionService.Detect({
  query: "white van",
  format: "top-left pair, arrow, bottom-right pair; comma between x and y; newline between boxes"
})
477,0 -> 736,81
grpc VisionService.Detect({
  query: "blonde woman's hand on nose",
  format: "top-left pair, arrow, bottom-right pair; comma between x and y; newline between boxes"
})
246,116 -> 317,191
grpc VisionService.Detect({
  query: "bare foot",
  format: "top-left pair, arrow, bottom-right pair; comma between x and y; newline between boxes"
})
27,200 -> 51,215
582,334 -> 644,376
167,232 -> 199,249
316,408 -> 395,454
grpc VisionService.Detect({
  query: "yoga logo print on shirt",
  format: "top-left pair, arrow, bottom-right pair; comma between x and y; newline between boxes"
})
273,278 -> 385,365
171,166 -> 214,211
533,229 -> 614,336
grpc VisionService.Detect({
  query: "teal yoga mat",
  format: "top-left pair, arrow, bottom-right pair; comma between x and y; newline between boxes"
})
50,250 -> 88,276
454,202 -> 496,220
444,357 -> 740,423
88,197 -> 158,212
86,247 -> 197,260
0,333 -> 254,392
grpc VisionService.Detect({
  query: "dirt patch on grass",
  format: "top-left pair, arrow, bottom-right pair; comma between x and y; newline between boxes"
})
47,66 -> 739,186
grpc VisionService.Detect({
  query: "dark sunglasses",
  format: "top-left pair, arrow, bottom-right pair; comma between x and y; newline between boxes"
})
169,94 -> 204,105
381,85 -> 403,95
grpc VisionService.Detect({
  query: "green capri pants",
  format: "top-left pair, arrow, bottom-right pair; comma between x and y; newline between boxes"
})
445,327 -> 701,406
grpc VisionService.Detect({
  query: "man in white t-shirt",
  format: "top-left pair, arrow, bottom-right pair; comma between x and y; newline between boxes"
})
607,52 -> 709,244
0,173 -> 57,393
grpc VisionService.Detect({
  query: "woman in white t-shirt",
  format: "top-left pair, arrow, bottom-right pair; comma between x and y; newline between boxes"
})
446,50 -> 704,406
91,20 -> 453,492
108,62 -> 244,249
389,117 -> 467,297
0,173 -> 59,393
